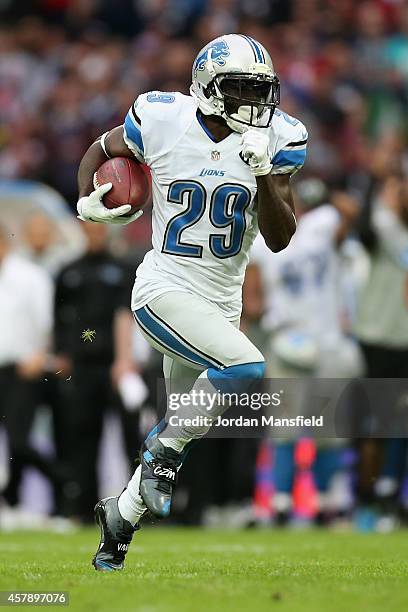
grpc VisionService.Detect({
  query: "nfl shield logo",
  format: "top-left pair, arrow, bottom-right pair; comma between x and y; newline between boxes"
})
211,150 -> 220,161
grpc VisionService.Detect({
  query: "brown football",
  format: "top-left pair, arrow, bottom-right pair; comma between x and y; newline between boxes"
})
94,157 -> 151,216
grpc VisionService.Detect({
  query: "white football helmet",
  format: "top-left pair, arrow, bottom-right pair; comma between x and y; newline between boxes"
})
190,34 -> 280,133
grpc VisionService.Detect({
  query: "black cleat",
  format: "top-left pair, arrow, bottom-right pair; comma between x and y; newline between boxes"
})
139,437 -> 182,519
92,496 -> 139,571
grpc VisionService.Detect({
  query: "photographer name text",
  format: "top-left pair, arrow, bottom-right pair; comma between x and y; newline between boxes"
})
167,415 -> 324,428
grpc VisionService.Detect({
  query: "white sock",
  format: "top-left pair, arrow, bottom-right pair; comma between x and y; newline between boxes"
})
159,370 -> 230,452
118,465 -> 146,526
119,372 -> 234,522
160,437 -> 188,452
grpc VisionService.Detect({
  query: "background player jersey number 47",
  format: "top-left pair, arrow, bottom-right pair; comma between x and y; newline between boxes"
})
162,180 -> 251,258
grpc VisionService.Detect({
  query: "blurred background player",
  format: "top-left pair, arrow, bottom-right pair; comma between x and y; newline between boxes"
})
354,174 -> 408,530
0,224 -> 66,512
245,178 -> 363,524
248,178 -> 362,379
20,213 -> 74,277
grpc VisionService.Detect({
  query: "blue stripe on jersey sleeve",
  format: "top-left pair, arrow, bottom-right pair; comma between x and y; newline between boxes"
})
124,113 -> 144,153
272,148 -> 307,168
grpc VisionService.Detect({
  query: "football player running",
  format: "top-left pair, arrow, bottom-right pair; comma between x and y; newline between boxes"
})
76,34 -> 307,571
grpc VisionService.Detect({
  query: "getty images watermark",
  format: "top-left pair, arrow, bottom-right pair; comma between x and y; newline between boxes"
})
157,378 -> 408,438
167,389 -> 324,429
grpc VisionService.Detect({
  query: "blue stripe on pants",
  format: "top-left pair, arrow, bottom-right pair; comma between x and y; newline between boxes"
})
134,306 -> 214,369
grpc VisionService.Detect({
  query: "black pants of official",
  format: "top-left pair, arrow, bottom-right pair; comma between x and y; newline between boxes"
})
355,341 -> 408,504
57,363 -> 142,523
0,365 -> 62,506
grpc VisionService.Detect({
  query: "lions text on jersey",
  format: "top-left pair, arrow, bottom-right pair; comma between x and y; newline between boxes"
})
124,91 -> 307,320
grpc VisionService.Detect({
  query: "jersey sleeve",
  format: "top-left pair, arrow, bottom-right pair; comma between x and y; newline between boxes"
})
270,110 -> 308,176
123,91 -> 190,167
123,95 -> 147,163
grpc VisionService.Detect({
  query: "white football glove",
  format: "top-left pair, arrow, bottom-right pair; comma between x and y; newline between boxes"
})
240,128 -> 272,176
77,180 -> 143,225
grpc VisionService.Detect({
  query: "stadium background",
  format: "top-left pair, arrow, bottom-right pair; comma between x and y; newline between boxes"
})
1,0 -> 408,534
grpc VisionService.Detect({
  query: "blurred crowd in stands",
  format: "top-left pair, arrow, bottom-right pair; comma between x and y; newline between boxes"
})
3,0 -> 408,208
1,0 -> 408,531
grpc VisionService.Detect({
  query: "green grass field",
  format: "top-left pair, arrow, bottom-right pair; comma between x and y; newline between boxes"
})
0,527 -> 407,611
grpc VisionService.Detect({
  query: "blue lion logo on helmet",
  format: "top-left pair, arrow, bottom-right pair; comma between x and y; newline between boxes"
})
194,40 -> 230,76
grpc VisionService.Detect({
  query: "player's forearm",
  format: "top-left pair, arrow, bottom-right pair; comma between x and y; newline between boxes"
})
256,174 -> 296,252
78,140 -> 108,198
78,126 -> 137,199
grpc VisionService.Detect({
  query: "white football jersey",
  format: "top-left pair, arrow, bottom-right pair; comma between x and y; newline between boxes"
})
124,91 -> 307,320
251,205 -> 342,342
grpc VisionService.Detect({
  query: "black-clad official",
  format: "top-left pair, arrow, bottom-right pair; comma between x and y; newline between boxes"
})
54,222 -> 141,522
